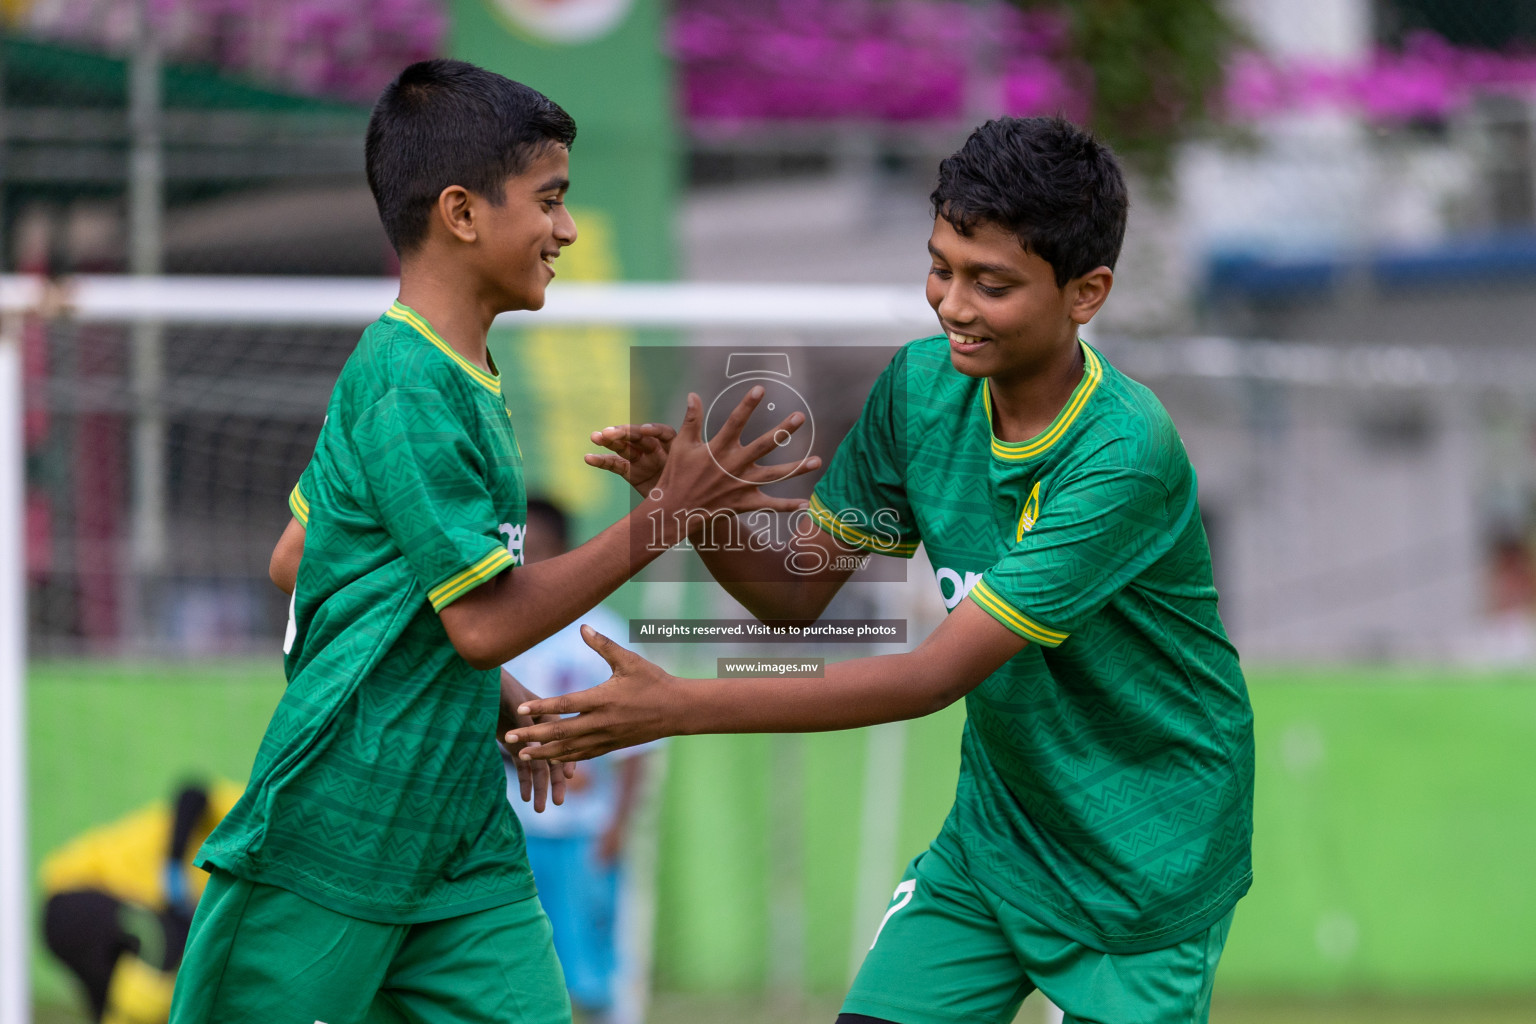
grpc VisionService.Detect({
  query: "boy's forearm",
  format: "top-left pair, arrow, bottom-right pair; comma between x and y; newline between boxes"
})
692,526 -> 853,624
669,602 -> 1027,736
675,650 -> 962,736
441,500 -> 669,668
509,601 -> 1025,762
269,518 -> 305,595
663,598 -> 1030,736
695,546 -> 844,624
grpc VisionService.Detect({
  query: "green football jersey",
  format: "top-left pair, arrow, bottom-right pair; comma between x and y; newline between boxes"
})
198,302 -> 534,923
811,336 -> 1254,954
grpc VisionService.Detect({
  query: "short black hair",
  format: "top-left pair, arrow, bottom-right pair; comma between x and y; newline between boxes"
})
931,116 -> 1127,287
366,59 -> 577,254
525,497 -> 570,549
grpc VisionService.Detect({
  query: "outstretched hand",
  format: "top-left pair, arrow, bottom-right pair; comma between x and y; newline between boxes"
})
586,422 -> 676,496
504,625 -> 681,763
592,390 -> 821,518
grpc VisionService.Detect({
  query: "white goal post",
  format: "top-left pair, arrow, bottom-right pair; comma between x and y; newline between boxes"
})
1,312 -> 29,1024
0,275 -> 938,329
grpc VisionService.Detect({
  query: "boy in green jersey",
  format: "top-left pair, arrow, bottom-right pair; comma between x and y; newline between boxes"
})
169,61 -> 810,1024
510,117 -> 1255,1024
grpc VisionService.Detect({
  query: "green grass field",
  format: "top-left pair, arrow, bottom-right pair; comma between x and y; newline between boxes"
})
30,993 -> 1536,1024
643,994 -> 1536,1024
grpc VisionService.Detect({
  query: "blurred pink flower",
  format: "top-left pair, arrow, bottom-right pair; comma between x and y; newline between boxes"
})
674,0 -> 1083,124
1225,32 -> 1536,123
1003,56 -> 1086,121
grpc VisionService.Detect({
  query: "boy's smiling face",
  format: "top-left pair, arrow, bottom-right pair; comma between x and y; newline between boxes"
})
479,143 -> 577,311
925,215 -> 1110,385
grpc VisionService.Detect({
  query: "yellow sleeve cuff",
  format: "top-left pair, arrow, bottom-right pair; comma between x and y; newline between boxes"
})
428,548 -> 514,612
968,579 -> 1069,647
807,494 -> 919,557
288,483 -> 311,527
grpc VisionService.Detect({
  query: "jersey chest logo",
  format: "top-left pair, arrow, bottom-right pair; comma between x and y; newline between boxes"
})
499,522 -> 526,566
935,567 -> 984,610
1016,482 -> 1042,540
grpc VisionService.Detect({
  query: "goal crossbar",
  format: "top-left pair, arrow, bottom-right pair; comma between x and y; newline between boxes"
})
0,275 -> 936,329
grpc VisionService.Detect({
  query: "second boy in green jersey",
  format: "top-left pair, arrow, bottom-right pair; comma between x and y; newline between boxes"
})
511,117 -> 1254,1024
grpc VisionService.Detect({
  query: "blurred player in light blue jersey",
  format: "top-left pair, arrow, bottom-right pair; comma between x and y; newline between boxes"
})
504,498 -> 655,1024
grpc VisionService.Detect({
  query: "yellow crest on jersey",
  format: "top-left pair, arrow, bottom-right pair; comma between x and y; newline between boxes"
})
1017,482 -> 1042,541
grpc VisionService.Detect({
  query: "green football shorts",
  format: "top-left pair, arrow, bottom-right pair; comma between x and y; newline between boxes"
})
168,868 -> 570,1024
842,845 -> 1233,1024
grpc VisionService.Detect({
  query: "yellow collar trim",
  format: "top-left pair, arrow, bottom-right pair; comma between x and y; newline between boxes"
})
983,341 -> 1102,461
385,302 -> 501,394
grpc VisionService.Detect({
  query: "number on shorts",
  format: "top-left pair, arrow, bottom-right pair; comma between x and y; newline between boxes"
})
869,879 -> 917,950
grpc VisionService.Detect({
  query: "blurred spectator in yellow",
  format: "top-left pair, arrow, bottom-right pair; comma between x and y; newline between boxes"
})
39,780 -> 242,1024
